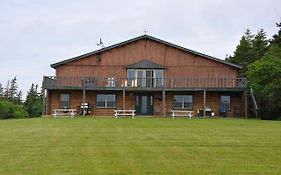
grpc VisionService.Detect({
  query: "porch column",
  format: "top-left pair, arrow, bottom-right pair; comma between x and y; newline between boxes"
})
42,88 -> 46,116
122,89 -> 126,110
82,88 -> 86,116
244,90 -> 248,118
203,89 -> 206,117
162,89 -> 166,117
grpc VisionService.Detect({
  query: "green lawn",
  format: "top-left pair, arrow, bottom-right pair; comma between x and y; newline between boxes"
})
0,117 -> 280,175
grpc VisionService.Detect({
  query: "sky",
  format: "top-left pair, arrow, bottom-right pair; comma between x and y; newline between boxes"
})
0,0 -> 281,99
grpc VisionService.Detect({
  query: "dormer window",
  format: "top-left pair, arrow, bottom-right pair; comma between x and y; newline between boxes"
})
126,60 -> 165,88
127,69 -> 163,88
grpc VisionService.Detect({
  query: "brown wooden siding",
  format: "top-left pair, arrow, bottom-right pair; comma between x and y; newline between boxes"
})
56,39 -> 237,79
47,90 -> 244,117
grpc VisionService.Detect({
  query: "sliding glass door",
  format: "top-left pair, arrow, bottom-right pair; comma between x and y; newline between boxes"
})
127,69 -> 163,88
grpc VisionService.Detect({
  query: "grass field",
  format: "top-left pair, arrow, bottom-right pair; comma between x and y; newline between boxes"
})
0,117 -> 280,175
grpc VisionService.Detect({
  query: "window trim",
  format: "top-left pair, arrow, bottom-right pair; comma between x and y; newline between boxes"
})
96,94 -> 116,109
173,95 -> 193,110
59,93 -> 70,109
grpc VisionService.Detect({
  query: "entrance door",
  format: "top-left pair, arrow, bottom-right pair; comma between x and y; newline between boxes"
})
136,94 -> 153,115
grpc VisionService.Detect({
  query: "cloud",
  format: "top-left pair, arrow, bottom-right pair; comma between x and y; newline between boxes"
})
0,0 -> 280,98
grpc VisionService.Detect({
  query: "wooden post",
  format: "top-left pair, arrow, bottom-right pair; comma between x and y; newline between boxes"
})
203,89 -> 206,117
82,88 -> 86,116
45,89 -> 49,115
244,90 -> 248,118
162,90 -> 166,117
42,88 -> 46,116
123,89 -> 126,110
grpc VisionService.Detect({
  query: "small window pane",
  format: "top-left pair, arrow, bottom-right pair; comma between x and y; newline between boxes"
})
154,70 -> 163,87
106,94 -> 116,108
60,93 -> 70,108
127,69 -> 135,86
97,94 -> 116,108
173,95 -> 193,109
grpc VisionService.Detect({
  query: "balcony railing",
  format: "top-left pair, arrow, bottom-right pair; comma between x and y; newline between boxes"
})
43,76 -> 247,90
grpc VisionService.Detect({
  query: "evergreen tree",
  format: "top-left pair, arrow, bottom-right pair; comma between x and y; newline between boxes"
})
15,91 -> 23,104
0,83 -> 3,99
24,84 -> 42,117
226,29 -> 269,77
9,77 -> 18,102
226,29 -> 254,76
251,29 -> 269,62
247,21 -> 281,119
4,80 -> 10,101
271,21 -> 281,47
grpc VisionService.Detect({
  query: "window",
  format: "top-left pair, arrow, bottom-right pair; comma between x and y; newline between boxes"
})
173,95 -> 193,109
154,70 -> 163,87
127,69 -> 163,88
221,96 -> 230,111
60,93 -> 70,108
97,94 -> 116,108
127,69 -> 135,87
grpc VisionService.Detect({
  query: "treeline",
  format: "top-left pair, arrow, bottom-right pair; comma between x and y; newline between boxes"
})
0,77 -> 42,119
226,22 -> 281,119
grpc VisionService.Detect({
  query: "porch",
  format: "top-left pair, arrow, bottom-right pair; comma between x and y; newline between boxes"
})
43,76 -> 247,90
43,89 -> 247,117
42,76 -> 247,117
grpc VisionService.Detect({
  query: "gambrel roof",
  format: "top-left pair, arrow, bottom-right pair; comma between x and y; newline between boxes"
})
51,35 -> 242,69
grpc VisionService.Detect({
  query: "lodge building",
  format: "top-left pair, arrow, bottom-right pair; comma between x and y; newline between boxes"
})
42,35 -> 247,117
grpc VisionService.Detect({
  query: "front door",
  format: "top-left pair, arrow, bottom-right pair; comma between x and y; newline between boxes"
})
136,94 -> 153,115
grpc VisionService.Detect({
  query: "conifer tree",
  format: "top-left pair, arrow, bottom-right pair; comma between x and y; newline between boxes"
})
252,29 -> 269,62
9,77 -> 18,102
226,29 -> 254,76
4,80 -> 10,101
226,29 -> 269,77
0,83 -> 3,99
271,22 -> 281,47
24,84 -> 42,117
16,91 -> 23,104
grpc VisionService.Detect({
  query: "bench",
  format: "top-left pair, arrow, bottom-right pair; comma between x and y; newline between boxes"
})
171,110 -> 193,119
52,109 -> 77,118
114,110 -> 136,118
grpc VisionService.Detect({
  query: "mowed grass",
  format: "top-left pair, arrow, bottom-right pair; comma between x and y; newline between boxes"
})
0,117 -> 281,175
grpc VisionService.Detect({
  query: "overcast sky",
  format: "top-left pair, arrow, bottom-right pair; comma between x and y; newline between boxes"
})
0,0 -> 281,98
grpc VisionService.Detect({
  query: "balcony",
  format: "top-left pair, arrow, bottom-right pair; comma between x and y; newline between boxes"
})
43,76 -> 247,91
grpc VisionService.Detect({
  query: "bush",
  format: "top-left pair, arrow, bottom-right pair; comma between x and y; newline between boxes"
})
0,99 -> 29,119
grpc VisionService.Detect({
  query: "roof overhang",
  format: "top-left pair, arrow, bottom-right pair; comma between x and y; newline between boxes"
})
50,35 -> 242,69
126,60 -> 165,69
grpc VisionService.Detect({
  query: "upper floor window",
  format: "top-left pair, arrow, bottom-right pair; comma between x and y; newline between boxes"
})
173,95 -> 193,109
60,93 -> 70,108
127,69 -> 163,87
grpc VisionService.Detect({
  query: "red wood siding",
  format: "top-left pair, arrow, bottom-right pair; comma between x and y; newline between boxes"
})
56,39 -> 237,78
48,90 -> 244,117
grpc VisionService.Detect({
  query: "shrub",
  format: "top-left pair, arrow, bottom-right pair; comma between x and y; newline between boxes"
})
0,99 -> 29,119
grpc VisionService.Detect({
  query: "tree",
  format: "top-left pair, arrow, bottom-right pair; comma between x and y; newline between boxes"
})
0,83 -> 3,99
9,77 -> 19,102
24,84 -> 42,117
15,91 -> 23,104
226,29 -> 254,76
271,21 -> 281,47
247,57 -> 281,119
251,29 -> 269,62
4,80 -> 10,101
0,98 -> 29,119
